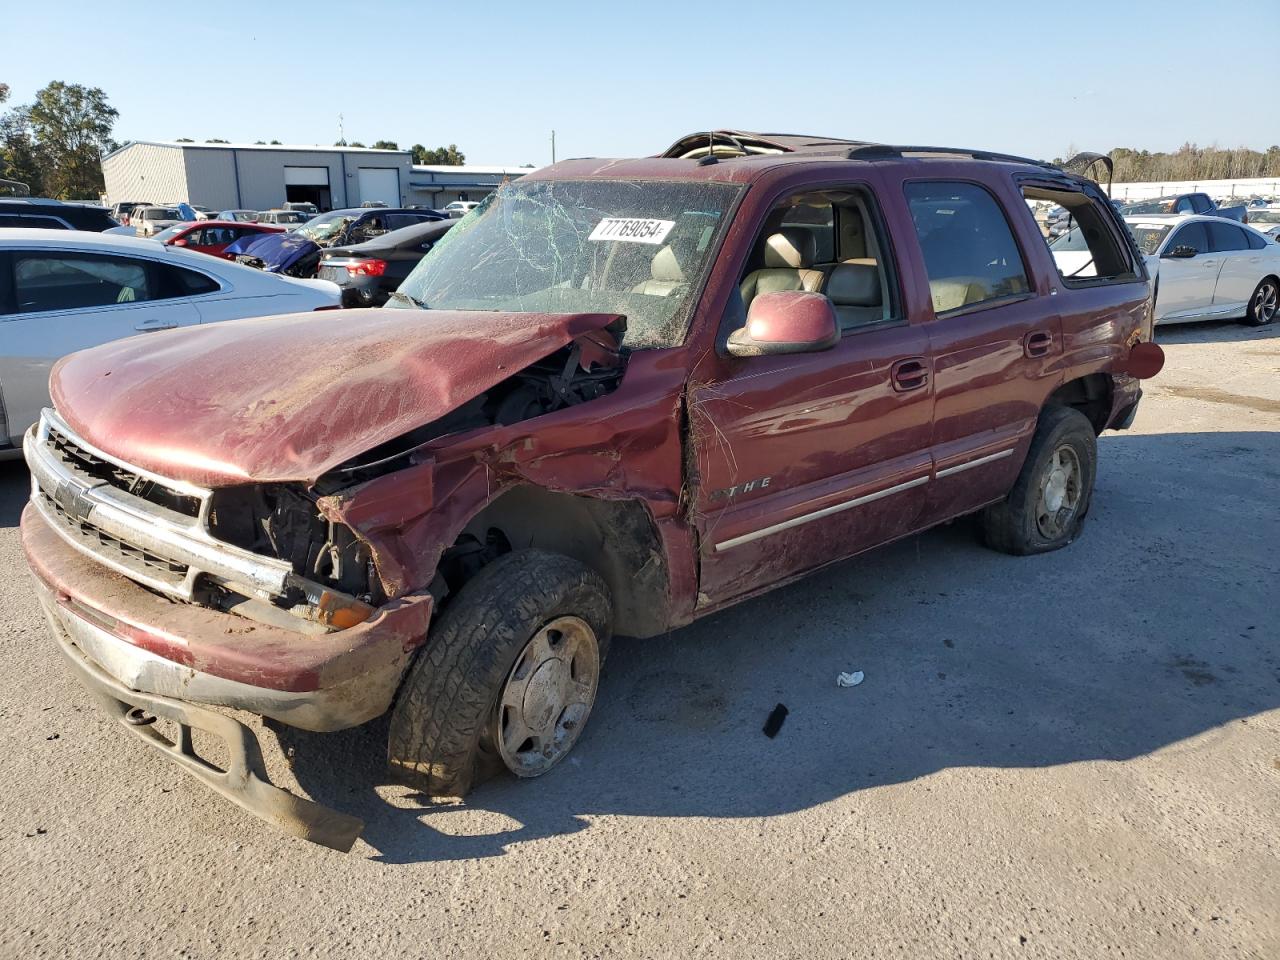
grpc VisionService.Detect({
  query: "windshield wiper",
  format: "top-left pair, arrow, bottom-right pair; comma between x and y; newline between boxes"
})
388,290 -> 426,310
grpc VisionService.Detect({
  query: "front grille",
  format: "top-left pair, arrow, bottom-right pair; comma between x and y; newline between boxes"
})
47,425 -> 202,518
40,490 -> 190,587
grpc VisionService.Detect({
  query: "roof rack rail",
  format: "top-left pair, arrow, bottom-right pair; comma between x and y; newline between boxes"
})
843,144 -> 1054,168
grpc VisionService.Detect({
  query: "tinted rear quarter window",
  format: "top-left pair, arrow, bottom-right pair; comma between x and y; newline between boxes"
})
905,181 -> 1030,314
0,214 -> 69,229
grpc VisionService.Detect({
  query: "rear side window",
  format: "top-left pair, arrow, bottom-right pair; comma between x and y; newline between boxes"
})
158,263 -> 220,297
0,214 -> 68,229
14,253 -> 153,312
1174,197 -> 1196,214
1025,185 -> 1135,284
1167,222 -> 1209,255
1207,221 -> 1248,252
905,181 -> 1030,314
1245,230 -> 1267,251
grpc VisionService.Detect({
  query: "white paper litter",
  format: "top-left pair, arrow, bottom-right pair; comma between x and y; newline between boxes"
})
836,671 -> 865,688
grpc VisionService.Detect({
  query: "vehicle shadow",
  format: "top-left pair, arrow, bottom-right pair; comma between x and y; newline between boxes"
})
275,429 -> 1280,863
1155,318 -> 1280,344
0,460 -> 28,528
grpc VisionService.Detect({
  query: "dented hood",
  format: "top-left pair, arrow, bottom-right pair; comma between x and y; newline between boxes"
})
50,308 -> 621,487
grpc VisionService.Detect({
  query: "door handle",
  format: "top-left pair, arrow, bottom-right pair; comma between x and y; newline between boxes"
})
134,318 -> 178,332
1024,330 -> 1053,358
891,357 -> 929,392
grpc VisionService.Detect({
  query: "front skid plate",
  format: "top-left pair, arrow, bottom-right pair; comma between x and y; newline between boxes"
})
52,622 -> 364,852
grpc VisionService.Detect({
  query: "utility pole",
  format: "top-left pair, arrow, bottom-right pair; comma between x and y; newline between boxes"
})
338,113 -> 344,146
551,129 -> 556,164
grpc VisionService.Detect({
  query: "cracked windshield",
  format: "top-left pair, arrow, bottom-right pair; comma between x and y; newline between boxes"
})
394,179 -> 741,348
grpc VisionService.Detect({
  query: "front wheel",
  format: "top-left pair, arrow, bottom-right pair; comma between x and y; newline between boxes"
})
1244,277 -> 1278,326
387,550 -> 612,797
980,406 -> 1098,556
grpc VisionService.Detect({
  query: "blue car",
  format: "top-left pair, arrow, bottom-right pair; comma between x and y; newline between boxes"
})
228,207 -> 444,277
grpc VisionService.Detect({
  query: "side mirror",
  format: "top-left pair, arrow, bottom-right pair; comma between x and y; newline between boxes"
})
726,291 -> 840,358
1165,245 -> 1197,259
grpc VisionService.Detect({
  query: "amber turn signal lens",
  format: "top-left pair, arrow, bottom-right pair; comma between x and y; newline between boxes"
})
317,591 -> 375,629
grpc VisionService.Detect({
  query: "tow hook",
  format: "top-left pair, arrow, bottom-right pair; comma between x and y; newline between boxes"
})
124,708 -> 157,726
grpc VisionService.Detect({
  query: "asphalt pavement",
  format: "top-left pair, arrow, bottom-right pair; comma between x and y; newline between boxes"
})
0,320 -> 1276,959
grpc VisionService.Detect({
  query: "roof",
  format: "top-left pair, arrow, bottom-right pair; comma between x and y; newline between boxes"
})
104,140 -> 412,160
411,164 -> 534,176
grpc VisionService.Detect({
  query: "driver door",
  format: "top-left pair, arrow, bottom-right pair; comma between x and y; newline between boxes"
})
1157,221 -> 1222,320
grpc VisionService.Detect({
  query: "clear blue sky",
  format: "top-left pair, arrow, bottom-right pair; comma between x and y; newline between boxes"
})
6,0 -> 1277,165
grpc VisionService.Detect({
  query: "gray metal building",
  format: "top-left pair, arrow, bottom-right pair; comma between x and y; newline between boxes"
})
101,141 -> 415,212
407,164 -> 532,207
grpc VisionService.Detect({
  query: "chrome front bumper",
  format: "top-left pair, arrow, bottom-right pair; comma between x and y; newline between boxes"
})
24,410 -> 295,604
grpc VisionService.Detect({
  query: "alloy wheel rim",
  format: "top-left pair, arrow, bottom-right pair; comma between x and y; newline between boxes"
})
495,615 -> 600,777
1255,283 -> 1278,323
1036,445 -> 1082,539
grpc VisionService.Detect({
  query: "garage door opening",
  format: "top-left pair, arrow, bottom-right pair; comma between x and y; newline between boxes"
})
284,166 -> 333,212
285,184 -> 332,211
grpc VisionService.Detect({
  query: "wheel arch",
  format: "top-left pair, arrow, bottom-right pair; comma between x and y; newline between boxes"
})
1045,373 -> 1113,435
443,485 -> 673,638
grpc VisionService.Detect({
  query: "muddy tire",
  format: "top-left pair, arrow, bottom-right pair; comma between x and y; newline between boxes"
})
1243,277 -> 1278,327
980,406 -> 1097,556
387,549 -> 612,798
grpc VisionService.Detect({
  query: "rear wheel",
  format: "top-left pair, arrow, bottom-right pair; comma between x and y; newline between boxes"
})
1244,277 -> 1278,326
980,406 -> 1097,556
387,550 -> 611,797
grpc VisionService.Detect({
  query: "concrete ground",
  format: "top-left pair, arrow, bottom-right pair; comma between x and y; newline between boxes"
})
0,320 -> 1276,959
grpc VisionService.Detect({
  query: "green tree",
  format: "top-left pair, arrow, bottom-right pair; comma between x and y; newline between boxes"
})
204,138 -> 229,143
0,86 -> 46,195
175,137 -> 194,142
26,81 -> 118,198
411,143 -> 465,165
371,139 -> 399,150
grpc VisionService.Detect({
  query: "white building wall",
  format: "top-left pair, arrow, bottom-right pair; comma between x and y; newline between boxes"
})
1111,176 -> 1280,201
101,143 -> 189,205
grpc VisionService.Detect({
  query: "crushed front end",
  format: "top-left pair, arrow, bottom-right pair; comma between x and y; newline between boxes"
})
21,409 -> 434,850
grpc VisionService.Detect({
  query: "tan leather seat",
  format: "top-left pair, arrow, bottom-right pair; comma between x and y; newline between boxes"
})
740,228 -> 825,307
824,263 -> 883,330
632,245 -> 687,297
928,278 -> 987,313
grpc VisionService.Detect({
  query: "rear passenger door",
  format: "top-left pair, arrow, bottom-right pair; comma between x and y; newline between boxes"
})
895,178 -> 1064,525
1206,221 -> 1260,310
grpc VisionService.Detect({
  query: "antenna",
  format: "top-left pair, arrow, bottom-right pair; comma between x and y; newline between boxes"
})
338,113 -> 344,146
551,129 -> 556,164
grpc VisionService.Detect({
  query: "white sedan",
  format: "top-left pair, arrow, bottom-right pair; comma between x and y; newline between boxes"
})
0,229 -> 340,457
1123,215 -> 1279,327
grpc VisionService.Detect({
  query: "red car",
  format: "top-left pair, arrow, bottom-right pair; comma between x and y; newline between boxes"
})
22,130 -> 1165,850
151,220 -> 284,260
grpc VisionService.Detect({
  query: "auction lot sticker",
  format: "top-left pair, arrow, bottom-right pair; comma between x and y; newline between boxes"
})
589,218 -> 676,244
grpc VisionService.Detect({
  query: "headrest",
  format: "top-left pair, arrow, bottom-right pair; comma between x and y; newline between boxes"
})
650,245 -> 685,282
761,228 -> 816,269
826,263 -> 882,307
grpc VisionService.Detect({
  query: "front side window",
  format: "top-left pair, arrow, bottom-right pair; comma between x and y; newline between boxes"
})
14,253 -> 152,312
1166,222 -> 1209,255
905,181 -> 1030,314
397,178 -> 742,348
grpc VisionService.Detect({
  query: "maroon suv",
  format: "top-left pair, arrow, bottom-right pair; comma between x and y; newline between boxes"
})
21,130 -> 1164,849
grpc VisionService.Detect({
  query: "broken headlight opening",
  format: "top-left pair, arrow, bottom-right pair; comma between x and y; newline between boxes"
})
205,484 -> 383,630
